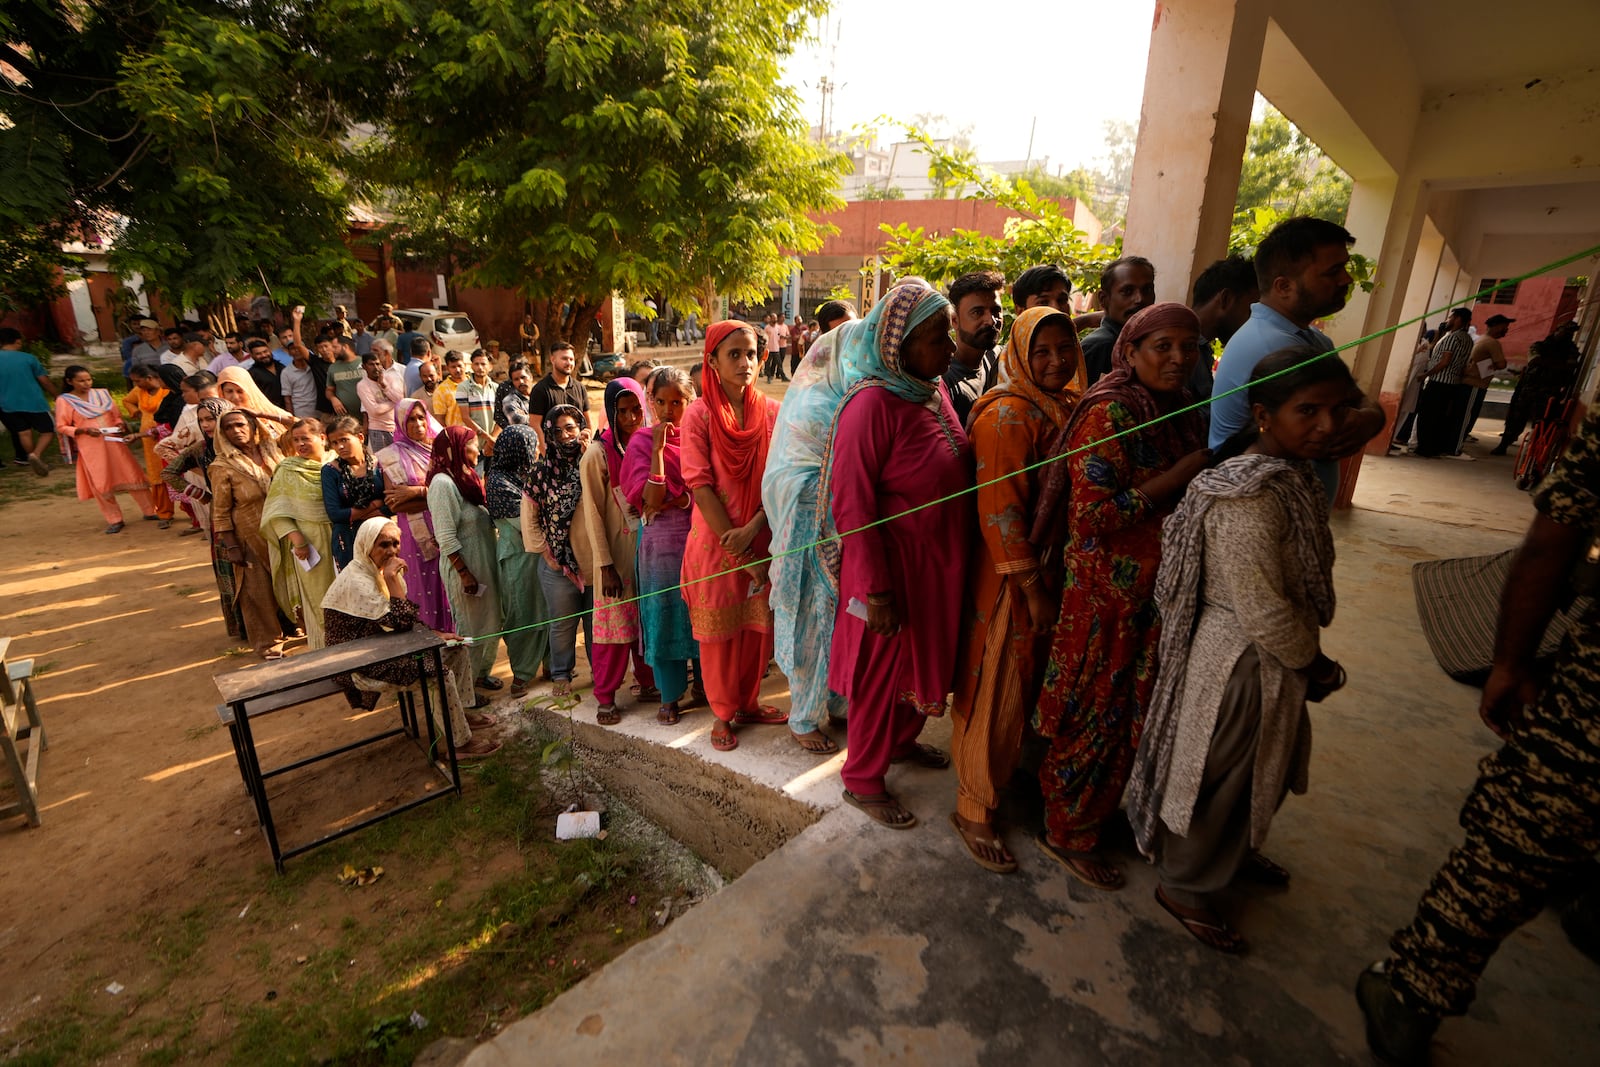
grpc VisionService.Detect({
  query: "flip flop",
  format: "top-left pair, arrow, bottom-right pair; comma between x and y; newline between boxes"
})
949,813 -> 1017,873
657,703 -> 681,726
791,729 -> 839,754
1155,887 -> 1246,954
28,454 -> 48,477
1034,833 -> 1124,890
465,711 -> 498,729
842,789 -> 917,829
890,743 -> 950,769
733,704 -> 788,726
711,726 -> 738,751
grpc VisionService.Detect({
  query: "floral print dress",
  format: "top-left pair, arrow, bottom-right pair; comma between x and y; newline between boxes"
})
1035,397 -> 1186,852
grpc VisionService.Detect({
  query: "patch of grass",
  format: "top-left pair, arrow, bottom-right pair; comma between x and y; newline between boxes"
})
173,586 -> 202,597
4,738 -> 682,1066
184,722 -> 221,741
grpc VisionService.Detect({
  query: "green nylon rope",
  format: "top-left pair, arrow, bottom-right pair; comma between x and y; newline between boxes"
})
458,241 -> 1600,646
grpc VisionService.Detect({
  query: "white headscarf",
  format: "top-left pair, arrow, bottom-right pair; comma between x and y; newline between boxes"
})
321,517 -> 402,621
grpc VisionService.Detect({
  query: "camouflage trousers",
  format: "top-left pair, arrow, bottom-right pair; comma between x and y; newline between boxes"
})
1388,647 -> 1600,1017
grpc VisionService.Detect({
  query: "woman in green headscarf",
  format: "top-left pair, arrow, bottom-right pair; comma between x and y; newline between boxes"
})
262,418 -> 338,649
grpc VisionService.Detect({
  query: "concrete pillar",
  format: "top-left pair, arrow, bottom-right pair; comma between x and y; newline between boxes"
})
1379,222 -> 1444,396
1325,176 -> 1397,351
1124,0 -> 1268,302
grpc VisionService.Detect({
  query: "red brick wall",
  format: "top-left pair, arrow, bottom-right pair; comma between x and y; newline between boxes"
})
1470,275 -> 1576,363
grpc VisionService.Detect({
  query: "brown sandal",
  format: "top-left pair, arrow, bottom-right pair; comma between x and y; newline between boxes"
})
842,789 -> 917,829
596,704 -> 621,726
791,729 -> 838,754
949,813 -> 1017,873
1155,888 -> 1246,954
657,703 -> 681,726
1035,834 -> 1124,890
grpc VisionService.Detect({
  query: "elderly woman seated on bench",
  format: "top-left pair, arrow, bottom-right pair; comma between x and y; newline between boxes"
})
323,517 -> 502,759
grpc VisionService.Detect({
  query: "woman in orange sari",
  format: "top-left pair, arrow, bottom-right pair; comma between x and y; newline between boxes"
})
680,321 -> 781,752
950,306 -> 1083,871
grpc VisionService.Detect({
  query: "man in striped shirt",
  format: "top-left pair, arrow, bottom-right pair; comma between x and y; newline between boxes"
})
1413,307 -> 1476,458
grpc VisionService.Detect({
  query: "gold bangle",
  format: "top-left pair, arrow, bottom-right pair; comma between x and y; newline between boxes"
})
1017,571 -> 1041,589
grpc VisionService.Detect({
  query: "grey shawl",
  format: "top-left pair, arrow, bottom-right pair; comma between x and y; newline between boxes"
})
1127,454 -> 1336,856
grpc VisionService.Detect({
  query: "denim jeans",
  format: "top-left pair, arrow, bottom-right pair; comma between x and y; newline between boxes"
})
536,556 -> 593,681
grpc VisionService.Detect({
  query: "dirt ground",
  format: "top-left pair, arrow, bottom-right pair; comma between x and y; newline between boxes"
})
0,477 -> 704,1063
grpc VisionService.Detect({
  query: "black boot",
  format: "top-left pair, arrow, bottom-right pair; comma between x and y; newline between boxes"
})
1355,962 -> 1438,1066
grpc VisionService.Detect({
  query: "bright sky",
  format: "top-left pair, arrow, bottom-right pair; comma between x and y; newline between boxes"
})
783,0 -> 1158,172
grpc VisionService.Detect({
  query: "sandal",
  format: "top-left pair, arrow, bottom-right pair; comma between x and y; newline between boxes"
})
657,703 -> 681,726
890,743 -> 950,769
1035,834 -> 1124,890
1239,851 -> 1291,888
465,711 -> 498,730
733,704 -> 788,726
509,678 -> 531,697
711,724 -> 738,751
157,519 -> 172,530
791,729 -> 838,754
104,522 -> 125,534
949,813 -> 1018,873
475,675 -> 504,691
552,679 -> 572,699
1155,887 -> 1246,954
454,737 -> 502,760
842,789 -> 917,829
631,683 -> 661,702
257,647 -> 285,661
596,704 -> 621,726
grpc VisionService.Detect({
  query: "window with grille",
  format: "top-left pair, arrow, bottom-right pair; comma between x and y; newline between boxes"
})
1477,278 -> 1519,305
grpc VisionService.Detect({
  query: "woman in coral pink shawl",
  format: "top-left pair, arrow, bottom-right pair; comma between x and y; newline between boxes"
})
680,321 -> 781,752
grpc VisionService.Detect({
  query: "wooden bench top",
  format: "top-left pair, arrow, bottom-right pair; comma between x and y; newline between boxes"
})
213,629 -> 446,706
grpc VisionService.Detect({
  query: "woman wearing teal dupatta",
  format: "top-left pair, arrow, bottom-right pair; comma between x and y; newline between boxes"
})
262,419 -> 338,649
762,325 -> 855,753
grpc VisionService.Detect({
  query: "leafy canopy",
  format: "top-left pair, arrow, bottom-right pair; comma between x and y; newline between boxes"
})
0,2 -> 364,314
319,0 -> 847,314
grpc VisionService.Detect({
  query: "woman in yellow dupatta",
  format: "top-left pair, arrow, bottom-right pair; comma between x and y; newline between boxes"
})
949,305 -> 1083,872
262,418 -> 338,649
121,364 -> 178,525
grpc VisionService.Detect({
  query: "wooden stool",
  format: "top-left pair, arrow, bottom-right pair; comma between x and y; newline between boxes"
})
1,637 -> 46,827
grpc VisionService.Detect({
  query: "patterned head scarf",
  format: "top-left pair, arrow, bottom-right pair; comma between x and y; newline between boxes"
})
967,305 -> 1082,432
427,424 -> 485,506
390,397 -> 444,485
700,321 -> 774,488
1029,301 -> 1208,548
195,397 -> 231,466
528,404 -> 587,579
486,424 -> 538,520
836,282 -> 953,409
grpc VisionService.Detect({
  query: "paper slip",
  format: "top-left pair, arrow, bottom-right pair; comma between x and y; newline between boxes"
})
1476,358 -> 1496,380
846,597 -> 869,621
296,544 -> 322,572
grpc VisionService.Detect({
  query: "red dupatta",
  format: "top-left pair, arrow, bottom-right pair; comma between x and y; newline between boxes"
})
701,320 -> 773,511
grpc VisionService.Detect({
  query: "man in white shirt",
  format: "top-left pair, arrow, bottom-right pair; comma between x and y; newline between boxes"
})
455,351 -> 499,447
372,338 -> 406,398
161,337 -> 203,377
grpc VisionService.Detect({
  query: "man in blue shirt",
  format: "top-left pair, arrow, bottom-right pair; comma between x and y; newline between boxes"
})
1209,216 -> 1386,498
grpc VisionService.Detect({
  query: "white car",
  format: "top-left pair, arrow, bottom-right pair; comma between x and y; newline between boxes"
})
393,308 -> 480,356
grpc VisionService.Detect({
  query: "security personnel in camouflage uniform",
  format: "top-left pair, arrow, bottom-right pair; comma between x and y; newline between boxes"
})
1357,406 -> 1600,1065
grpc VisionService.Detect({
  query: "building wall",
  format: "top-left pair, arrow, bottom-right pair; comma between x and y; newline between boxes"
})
1469,275 -> 1573,363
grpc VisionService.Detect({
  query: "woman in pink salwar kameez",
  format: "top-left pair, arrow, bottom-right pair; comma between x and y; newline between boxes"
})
824,283 -> 973,829
54,365 -> 156,532
680,321 -> 781,753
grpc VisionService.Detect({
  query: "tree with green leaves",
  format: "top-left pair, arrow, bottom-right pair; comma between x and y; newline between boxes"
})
1,2 -> 364,326
873,133 -> 1116,301
1233,104 -> 1352,223
318,0 -> 846,350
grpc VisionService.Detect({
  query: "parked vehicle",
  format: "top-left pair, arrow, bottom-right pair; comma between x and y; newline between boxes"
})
585,352 -> 628,382
392,308 -> 480,356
